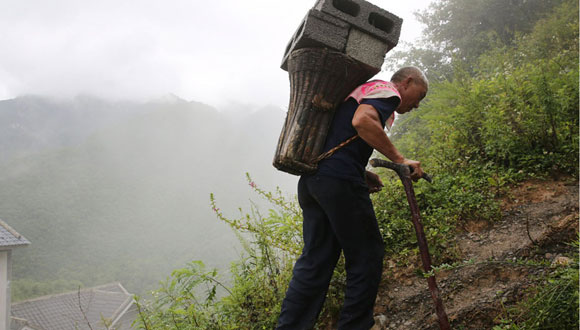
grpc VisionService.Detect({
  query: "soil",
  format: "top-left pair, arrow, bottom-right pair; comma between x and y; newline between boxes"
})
371,177 -> 579,330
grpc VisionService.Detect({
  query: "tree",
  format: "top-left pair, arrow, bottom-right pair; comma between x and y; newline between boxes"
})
385,0 -> 568,81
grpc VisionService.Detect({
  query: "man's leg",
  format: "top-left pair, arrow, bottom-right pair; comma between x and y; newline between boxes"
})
311,177 -> 385,330
276,175 -> 342,330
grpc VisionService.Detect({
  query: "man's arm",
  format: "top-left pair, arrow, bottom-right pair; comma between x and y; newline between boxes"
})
352,104 -> 424,180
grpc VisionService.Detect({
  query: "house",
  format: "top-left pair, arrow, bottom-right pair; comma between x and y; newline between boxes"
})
0,219 -> 30,330
0,218 -> 137,330
10,282 -> 138,330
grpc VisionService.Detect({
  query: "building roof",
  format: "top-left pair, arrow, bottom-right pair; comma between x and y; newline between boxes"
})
9,317 -> 42,330
0,218 -> 30,250
11,283 -> 135,330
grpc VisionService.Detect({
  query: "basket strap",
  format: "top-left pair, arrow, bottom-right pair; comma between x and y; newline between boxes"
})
311,135 -> 359,164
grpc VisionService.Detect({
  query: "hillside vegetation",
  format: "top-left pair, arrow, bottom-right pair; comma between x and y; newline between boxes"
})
1,98 -> 297,301
134,0 -> 578,329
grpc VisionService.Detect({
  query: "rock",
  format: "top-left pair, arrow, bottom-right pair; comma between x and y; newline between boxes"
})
427,313 -> 438,324
372,314 -> 389,330
551,255 -> 572,267
377,314 -> 388,323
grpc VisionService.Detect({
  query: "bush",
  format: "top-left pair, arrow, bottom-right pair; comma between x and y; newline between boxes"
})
372,162 -> 508,263
134,174 -> 346,329
390,0 -> 579,178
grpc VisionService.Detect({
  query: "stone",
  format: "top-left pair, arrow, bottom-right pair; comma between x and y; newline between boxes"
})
373,314 -> 389,329
313,0 -> 402,47
551,255 -> 572,267
281,0 -> 402,71
281,9 -> 349,71
345,28 -> 389,69
427,313 -> 439,324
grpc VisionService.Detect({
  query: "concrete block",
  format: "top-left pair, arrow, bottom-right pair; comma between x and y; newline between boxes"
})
313,0 -> 402,48
281,9 -> 349,71
345,28 -> 389,69
281,0 -> 402,71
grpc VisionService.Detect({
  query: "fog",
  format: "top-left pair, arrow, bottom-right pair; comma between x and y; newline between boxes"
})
0,0 -> 431,107
0,0 -> 433,299
0,96 -> 298,297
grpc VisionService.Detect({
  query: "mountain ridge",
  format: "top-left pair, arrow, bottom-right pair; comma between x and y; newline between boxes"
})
1,94 -> 298,299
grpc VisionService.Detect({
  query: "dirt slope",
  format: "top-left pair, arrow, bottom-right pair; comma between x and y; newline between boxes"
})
372,178 -> 579,329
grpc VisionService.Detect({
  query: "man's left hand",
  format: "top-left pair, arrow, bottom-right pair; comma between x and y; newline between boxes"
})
365,170 -> 384,193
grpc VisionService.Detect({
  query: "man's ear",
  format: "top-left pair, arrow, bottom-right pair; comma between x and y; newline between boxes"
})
402,76 -> 413,90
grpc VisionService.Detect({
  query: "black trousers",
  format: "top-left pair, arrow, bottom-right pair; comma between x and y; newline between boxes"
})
276,175 -> 385,330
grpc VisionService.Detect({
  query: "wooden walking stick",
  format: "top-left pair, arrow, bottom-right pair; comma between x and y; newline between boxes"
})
370,158 -> 451,330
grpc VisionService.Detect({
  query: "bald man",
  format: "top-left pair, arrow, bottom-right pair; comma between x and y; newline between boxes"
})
277,67 -> 428,330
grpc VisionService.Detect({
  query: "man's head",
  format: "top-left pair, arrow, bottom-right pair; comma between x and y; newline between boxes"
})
391,66 -> 429,114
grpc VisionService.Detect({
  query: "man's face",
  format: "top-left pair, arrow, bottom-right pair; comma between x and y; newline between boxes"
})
396,79 -> 428,114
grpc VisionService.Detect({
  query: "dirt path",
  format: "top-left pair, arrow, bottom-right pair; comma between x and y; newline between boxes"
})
372,178 -> 579,329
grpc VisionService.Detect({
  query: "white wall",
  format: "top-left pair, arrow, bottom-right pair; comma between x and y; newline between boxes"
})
0,250 -> 11,330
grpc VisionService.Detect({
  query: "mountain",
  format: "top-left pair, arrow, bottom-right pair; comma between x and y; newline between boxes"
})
0,95 -> 148,164
0,95 -> 298,298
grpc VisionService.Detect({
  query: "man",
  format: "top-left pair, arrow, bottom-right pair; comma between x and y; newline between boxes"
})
276,66 -> 428,330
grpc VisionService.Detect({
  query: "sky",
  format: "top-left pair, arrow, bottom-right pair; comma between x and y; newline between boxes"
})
0,0 -> 432,109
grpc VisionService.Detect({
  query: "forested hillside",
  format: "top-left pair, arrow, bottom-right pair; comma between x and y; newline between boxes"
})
388,0 -> 578,177
134,0 -> 578,329
0,95 -> 144,163
1,97 -> 297,300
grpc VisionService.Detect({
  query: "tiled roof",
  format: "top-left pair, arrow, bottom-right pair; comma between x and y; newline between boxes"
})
10,317 -> 42,330
0,218 -> 30,249
11,283 -> 135,330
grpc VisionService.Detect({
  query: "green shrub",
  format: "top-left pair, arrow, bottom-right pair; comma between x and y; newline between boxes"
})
372,163 -> 508,263
134,175 -> 346,329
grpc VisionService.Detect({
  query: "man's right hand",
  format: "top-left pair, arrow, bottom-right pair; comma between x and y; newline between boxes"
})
402,158 -> 423,181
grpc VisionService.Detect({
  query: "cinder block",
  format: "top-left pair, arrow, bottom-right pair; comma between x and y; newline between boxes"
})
281,0 -> 402,71
281,9 -> 349,71
313,0 -> 402,49
345,28 -> 389,69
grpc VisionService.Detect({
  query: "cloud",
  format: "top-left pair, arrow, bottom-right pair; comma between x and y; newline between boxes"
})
0,0 -> 429,107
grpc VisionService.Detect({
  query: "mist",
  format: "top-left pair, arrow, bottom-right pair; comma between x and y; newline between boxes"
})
0,0 -> 434,301
0,0 -> 430,106
0,95 -> 298,298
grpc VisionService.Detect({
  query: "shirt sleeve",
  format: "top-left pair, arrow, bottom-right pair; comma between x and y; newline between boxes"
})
360,98 -> 399,127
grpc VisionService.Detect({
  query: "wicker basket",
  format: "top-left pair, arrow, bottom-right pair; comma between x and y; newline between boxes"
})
273,47 -> 379,175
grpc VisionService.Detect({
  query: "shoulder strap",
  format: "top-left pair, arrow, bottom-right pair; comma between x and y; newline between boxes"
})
311,134 -> 359,164
311,81 -> 401,165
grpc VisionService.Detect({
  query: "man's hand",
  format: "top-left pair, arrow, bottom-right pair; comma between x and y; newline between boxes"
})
402,158 -> 423,182
365,170 -> 384,193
